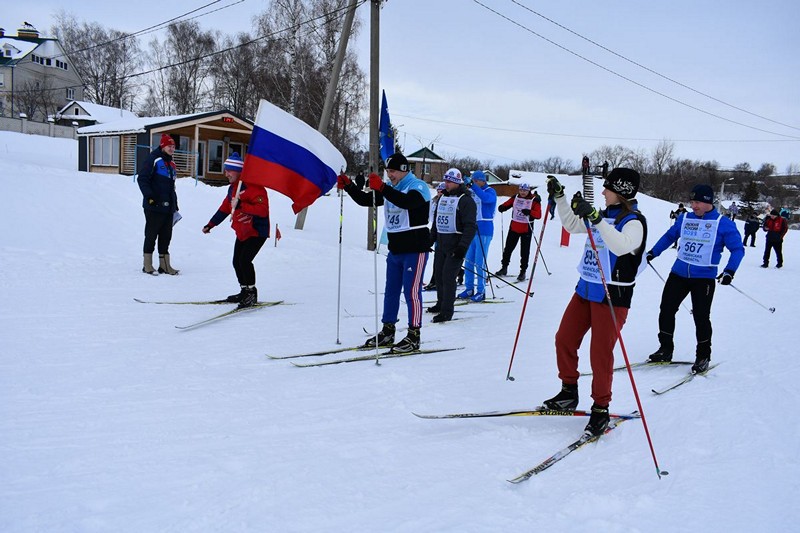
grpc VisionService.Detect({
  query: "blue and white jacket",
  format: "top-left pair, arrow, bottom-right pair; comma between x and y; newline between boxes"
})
650,208 -> 744,279
470,182 -> 497,238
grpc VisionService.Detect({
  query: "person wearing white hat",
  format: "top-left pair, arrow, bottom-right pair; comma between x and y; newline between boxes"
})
495,182 -> 541,281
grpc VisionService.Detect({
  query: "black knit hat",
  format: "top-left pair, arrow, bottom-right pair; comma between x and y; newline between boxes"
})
603,168 -> 640,199
690,184 -> 714,204
385,153 -> 409,172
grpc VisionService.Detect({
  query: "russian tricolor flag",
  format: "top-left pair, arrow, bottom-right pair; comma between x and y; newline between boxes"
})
241,99 -> 346,214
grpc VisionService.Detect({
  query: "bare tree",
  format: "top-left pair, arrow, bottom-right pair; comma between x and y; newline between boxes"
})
589,144 -> 631,170
51,11 -> 142,108
209,33 -> 261,117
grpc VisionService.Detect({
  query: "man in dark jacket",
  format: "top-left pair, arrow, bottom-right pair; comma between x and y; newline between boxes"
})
427,168 -> 477,323
761,209 -> 789,268
137,133 -> 179,275
743,215 -> 760,247
337,153 -> 431,353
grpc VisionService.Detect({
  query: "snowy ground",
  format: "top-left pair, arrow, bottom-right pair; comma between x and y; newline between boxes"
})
1,131 -> 798,532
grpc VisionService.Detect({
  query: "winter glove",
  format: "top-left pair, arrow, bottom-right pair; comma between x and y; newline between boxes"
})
497,204 -> 510,213
451,245 -> 468,260
571,193 -> 602,224
546,175 -> 564,198
368,173 -> 385,192
202,224 -> 212,234
521,208 -> 531,216
337,173 -> 351,190
646,251 -> 655,263
717,270 -> 734,285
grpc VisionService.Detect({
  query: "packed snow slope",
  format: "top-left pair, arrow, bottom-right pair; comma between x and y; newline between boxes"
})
1,131 -> 797,532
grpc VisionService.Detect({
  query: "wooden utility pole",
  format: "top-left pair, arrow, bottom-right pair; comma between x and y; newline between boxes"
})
367,0 -> 381,250
295,0 -> 359,230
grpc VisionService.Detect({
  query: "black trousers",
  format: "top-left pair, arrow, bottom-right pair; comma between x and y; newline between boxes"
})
501,230 -> 532,271
143,210 -> 173,254
233,236 -> 267,286
658,273 -> 715,358
763,240 -> 783,266
433,247 -> 463,317
743,232 -> 756,246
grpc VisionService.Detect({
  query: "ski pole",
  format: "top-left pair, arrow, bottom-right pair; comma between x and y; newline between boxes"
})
648,262 -> 692,315
505,196 -> 554,381
370,170 -> 381,365
475,227 -> 497,300
528,220 -> 551,275
728,283 -> 776,313
336,188 -> 344,344
464,258 -> 532,297
584,219 -> 667,479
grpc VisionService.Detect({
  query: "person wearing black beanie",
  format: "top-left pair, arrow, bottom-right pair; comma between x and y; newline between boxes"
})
645,183 -> 745,374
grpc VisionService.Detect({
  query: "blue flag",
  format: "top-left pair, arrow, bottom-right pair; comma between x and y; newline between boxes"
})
379,90 -> 394,162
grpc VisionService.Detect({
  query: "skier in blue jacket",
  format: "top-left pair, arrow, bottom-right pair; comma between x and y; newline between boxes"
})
646,184 -> 744,373
458,170 -> 497,302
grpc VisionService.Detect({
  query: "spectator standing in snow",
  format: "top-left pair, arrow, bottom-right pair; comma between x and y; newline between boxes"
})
202,153 -> 270,309
728,202 -> 739,220
761,209 -> 788,268
427,168 -> 477,323
495,183 -> 541,281
137,133 -> 180,275
743,215 -> 760,247
337,153 -> 431,353
458,170 -> 497,302
669,203 -> 687,249
646,184 -> 744,374
541,169 -> 647,437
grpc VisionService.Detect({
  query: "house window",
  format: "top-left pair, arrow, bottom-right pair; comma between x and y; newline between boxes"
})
423,163 -> 431,176
208,140 -> 224,173
228,142 -> 243,158
67,88 -> 75,100
91,136 -> 120,166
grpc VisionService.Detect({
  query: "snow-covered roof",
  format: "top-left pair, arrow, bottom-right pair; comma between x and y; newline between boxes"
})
77,113 -> 201,135
0,37 -> 38,59
58,101 -> 137,123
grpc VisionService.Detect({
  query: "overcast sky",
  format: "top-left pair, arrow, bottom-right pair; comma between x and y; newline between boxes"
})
6,0 -> 800,172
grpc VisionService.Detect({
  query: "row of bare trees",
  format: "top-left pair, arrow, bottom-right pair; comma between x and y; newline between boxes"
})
49,0 -> 366,163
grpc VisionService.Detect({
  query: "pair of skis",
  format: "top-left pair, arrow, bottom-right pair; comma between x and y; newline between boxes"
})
414,407 -> 640,482
133,298 -> 285,329
267,343 -> 464,367
580,360 -> 720,395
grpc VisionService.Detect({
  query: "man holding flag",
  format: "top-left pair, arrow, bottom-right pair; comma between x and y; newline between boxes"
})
337,153 -> 431,353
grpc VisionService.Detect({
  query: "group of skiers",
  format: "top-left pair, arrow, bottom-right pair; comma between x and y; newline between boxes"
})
138,144 -> 785,438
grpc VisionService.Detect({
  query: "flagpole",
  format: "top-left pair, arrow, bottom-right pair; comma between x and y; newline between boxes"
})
335,191 -> 344,344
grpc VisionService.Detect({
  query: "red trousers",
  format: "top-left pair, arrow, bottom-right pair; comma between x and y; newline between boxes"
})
554,293 -> 628,406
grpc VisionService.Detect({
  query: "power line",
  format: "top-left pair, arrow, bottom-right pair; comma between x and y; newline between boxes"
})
394,112 -> 800,144
471,0 -> 800,141
507,0 -> 800,133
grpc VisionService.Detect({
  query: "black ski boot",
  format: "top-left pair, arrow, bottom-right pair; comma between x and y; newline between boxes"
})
426,304 -> 441,314
226,286 -> 246,303
647,348 -> 673,363
516,271 -> 526,282
584,404 -> 610,437
543,383 -> 579,411
692,357 -> 710,374
364,323 -> 395,348
392,327 -> 420,354
237,286 -> 258,309
495,266 -> 508,276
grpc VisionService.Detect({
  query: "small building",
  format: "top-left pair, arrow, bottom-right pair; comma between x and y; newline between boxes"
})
76,109 -> 253,183
406,146 -> 448,185
0,23 -> 85,120
55,100 -> 137,128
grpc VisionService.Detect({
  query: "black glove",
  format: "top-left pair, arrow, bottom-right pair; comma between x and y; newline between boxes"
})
498,204 -> 510,213
546,175 -> 564,198
646,251 -> 655,263
521,208 -> 531,216
717,270 -> 734,285
571,193 -> 601,224
451,246 -> 468,260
